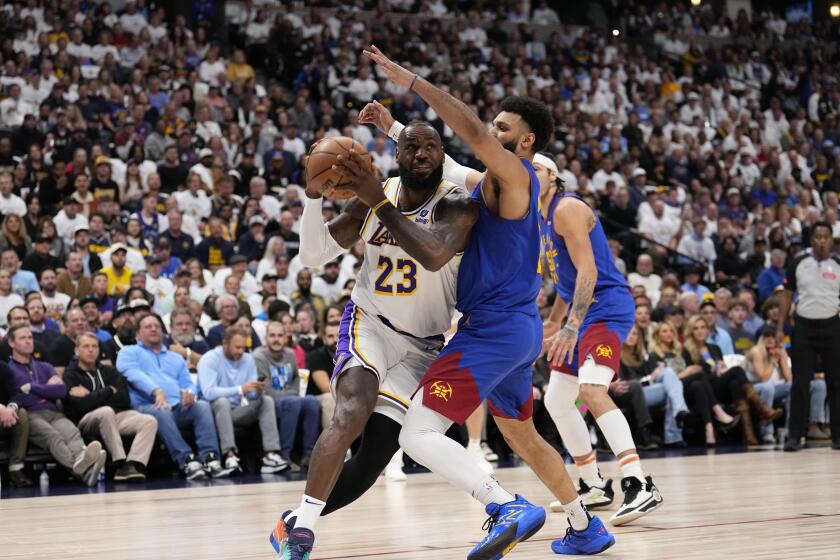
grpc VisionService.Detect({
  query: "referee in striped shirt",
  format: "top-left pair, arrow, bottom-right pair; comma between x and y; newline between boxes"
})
776,222 -> 840,451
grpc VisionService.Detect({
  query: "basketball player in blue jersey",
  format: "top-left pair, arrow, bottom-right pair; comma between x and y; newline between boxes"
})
537,157 -> 664,526
365,46 -> 615,558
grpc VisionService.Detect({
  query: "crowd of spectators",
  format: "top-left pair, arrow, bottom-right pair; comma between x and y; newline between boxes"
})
0,0 -> 838,487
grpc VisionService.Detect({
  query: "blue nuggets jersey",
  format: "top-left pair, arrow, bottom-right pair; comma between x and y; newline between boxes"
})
456,159 -> 542,315
542,192 -> 629,303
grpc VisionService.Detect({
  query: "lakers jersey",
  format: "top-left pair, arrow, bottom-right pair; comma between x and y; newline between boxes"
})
351,177 -> 462,338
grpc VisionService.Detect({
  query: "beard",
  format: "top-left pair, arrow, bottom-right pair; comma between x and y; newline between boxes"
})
398,161 -> 444,192
171,331 -> 195,346
501,138 -> 519,153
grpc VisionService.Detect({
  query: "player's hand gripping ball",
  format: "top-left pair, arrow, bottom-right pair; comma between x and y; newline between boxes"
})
304,137 -> 373,200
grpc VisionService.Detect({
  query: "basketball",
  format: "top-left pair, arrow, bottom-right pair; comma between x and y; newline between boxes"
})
305,136 -> 372,200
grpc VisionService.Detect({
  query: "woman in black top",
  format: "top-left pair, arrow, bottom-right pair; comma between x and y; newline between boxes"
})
681,315 -> 783,446
647,320 -> 738,445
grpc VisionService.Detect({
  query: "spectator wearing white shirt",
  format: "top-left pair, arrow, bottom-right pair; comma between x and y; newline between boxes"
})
0,84 -> 33,128
628,254 -> 663,307
311,261 -> 346,304
532,0 -> 560,23
590,156 -> 626,194
118,2 -> 147,35
198,47 -> 227,87
53,198 -> 89,245
638,199 -> 682,260
189,148 -> 215,192
347,66 -> 379,104
145,256 -> 174,314
370,137 -> 396,178
213,257 -> 260,298
174,174 -> 212,222
676,219 -> 718,266
281,125 -> 306,162
0,173 -> 25,216
250,177 -> 281,218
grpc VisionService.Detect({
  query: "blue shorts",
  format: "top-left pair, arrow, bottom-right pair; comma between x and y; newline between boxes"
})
553,288 -> 635,378
415,309 -> 542,424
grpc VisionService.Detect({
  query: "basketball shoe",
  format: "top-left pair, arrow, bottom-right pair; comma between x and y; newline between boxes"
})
269,512 -> 314,559
550,515 -> 615,555
467,495 -> 546,560
609,475 -> 663,526
550,478 -> 615,512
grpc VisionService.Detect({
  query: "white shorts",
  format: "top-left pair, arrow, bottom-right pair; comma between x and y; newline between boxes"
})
333,300 -> 442,424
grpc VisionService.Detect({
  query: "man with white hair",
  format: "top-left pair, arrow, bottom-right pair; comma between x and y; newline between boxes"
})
250,176 -> 281,217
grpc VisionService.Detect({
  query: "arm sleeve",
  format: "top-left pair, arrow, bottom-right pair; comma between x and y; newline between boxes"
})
30,382 -> 67,399
442,154 -> 475,188
298,197 -> 345,268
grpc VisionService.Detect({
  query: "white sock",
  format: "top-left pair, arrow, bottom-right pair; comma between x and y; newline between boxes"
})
574,452 -> 604,488
563,497 -> 590,531
473,474 -> 516,506
294,494 -> 326,531
618,453 -> 644,482
596,409 -> 644,482
400,394 -> 514,506
467,437 -> 481,451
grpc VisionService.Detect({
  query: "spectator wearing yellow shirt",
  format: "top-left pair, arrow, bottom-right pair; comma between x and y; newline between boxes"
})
226,50 -> 255,84
101,244 -> 132,296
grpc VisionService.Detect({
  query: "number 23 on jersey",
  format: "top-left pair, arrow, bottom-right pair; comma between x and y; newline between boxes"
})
374,255 -> 418,296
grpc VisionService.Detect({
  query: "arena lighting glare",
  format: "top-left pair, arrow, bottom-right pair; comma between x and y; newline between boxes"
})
612,28 -> 620,36
690,0 -> 702,6
831,3 -> 840,17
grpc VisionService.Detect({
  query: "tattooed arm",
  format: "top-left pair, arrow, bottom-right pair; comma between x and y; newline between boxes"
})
546,198 -> 597,366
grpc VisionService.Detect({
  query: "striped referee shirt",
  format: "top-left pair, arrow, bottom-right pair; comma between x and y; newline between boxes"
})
784,252 -> 840,320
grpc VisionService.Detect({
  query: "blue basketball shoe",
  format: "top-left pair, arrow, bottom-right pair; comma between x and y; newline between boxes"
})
550,515 -> 615,555
467,495 -> 546,560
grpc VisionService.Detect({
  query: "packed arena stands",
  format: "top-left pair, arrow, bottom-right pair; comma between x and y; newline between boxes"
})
0,0 -> 838,487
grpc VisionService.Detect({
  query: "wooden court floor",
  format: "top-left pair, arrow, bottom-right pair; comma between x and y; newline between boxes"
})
1,448 -> 839,559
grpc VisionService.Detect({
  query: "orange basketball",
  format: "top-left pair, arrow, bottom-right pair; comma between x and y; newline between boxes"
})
305,136 -> 373,200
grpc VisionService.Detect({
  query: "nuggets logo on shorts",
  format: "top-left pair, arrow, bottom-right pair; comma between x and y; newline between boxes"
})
429,381 -> 453,402
595,344 -> 613,359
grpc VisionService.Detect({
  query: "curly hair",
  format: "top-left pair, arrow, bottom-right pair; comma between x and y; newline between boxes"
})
499,96 -> 555,153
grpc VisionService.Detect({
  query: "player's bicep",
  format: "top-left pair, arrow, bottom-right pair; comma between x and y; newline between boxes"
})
472,135 -> 530,192
555,206 -> 596,275
431,193 -> 479,256
328,198 -> 369,249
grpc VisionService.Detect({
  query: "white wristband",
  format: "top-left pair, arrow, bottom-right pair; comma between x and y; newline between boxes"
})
388,120 -> 405,142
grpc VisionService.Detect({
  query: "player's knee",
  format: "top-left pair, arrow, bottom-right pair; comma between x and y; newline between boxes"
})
544,374 -> 580,418
578,382 -> 608,405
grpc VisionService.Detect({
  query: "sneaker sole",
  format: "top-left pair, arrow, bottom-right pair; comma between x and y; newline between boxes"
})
261,465 -> 290,474
269,520 -> 289,554
84,450 -> 107,487
609,496 -> 663,526
467,515 -> 546,560
552,535 -> 616,556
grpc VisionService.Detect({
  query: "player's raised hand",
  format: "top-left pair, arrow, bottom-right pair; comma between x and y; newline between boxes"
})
359,100 -> 395,134
332,149 -> 385,209
363,45 -> 415,89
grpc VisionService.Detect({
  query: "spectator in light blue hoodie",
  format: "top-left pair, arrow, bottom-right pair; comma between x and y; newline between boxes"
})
197,325 -> 288,475
117,313 -> 229,480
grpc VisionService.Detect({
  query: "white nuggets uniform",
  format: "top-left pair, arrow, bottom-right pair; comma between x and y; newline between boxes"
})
333,177 -> 462,423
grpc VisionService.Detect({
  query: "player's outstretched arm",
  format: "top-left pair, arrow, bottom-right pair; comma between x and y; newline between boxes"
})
333,151 -> 478,271
546,200 -> 597,366
299,193 -> 367,267
363,47 -> 528,192
359,101 -> 484,189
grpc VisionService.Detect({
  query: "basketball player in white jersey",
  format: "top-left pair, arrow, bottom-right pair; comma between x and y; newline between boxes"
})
270,121 -> 478,559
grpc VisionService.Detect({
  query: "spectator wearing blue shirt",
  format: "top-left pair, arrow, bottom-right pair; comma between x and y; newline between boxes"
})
2,249 -> 39,296
700,300 -> 735,355
116,314 -> 230,480
197,326 -> 288,475
750,177 -> 778,208
680,266 -> 711,299
757,249 -> 786,303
